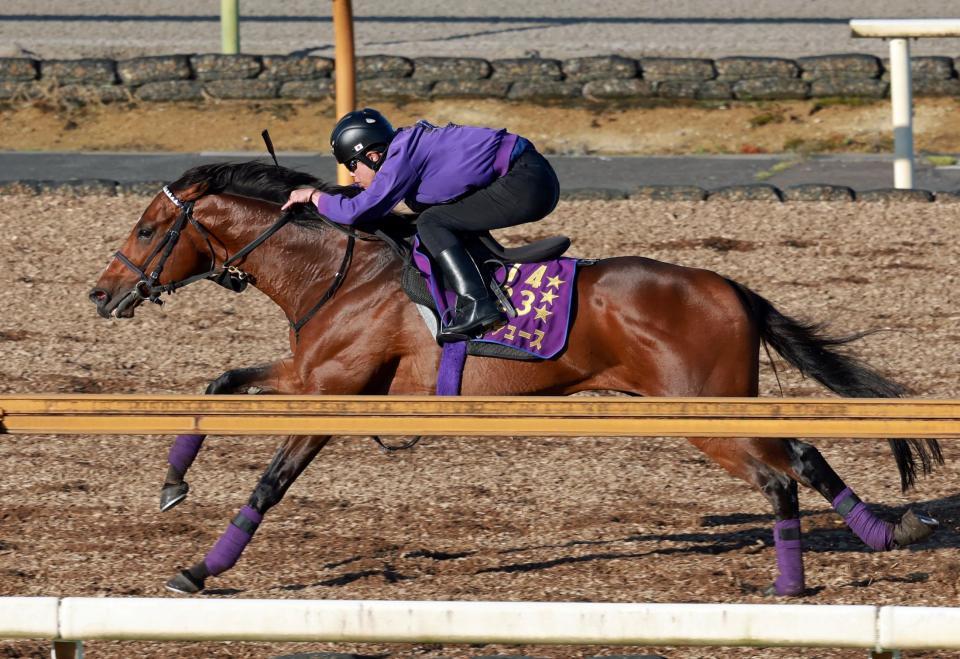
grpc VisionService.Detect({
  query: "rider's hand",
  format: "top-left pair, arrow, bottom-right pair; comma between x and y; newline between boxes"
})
282,187 -> 320,211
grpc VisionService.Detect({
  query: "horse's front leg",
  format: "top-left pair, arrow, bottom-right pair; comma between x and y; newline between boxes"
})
166,433 -> 330,594
162,346 -> 403,594
161,359 -> 296,512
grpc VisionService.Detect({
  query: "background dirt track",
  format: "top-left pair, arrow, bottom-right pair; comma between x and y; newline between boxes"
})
1,195 -> 960,658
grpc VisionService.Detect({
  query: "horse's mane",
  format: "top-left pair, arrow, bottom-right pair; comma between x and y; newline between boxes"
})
168,160 -> 364,230
169,160 -> 354,202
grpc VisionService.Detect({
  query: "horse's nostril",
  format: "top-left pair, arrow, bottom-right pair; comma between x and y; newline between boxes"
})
89,288 -> 109,305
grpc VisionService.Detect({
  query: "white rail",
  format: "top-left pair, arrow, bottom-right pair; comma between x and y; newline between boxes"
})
850,18 -> 960,189
4,597 -> 960,652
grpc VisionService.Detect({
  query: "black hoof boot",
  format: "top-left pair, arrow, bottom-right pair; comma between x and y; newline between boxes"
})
762,582 -> 805,597
160,481 -> 189,512
894,508 -> 939,547
165,569 -> 205,594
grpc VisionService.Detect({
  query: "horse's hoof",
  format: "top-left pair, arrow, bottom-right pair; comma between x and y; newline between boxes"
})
894,508 -> 939,547
763,582 -> 805,597
165,570 -> 204,594
160,482 -> 189,512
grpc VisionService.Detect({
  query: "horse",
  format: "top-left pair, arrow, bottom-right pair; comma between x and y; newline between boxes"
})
88,161 -> 942,596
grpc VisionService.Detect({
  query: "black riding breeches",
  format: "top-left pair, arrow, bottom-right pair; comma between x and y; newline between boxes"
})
416,147 -> 560,255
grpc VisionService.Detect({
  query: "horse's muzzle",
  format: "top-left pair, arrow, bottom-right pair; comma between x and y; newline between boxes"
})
88,286 -> 139,319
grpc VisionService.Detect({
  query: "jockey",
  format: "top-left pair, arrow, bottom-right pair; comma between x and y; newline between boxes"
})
282,108 -> 560,343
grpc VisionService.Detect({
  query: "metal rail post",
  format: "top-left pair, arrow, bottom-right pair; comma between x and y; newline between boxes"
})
221,0 -> 240,54
889,37 -> 914,189
333,0 -> 357,186
850,19 -> 960,190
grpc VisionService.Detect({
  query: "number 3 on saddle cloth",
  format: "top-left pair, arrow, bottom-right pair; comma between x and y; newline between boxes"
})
410,236 -> 581,395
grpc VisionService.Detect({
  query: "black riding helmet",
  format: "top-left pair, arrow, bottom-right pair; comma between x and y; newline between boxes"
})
330,108 -> 396,172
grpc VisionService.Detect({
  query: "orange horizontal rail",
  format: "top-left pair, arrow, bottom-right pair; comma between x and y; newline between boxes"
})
1,395 -> 958,438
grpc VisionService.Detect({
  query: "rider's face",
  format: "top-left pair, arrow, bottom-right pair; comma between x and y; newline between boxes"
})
350,150 -> 381,189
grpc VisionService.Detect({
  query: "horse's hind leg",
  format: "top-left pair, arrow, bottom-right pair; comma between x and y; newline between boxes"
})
166,433 -> 330,594
783,440 -> 937,550
161,360 -> 295,512
689,438 -> 806,596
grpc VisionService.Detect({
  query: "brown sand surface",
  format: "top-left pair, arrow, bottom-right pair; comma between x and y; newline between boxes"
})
2,96 -> 960,156
0,195 -> 959,658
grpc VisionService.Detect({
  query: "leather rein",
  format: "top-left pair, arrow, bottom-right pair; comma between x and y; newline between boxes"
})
114,185 -> 365,340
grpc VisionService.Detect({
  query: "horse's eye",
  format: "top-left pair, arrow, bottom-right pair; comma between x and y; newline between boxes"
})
137,227 -> 154,239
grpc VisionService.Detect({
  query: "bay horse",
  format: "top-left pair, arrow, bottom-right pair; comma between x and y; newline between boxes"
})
89,161 -> 942,596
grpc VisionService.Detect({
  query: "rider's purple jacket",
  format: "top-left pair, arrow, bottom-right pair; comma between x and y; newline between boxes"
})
315,120 -> 519,225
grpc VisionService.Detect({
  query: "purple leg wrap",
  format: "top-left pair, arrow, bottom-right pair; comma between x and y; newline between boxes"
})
203,505 -> 263,576
168,434 -> 205,475
773,519 -> 805,596
832,487 -> 895,551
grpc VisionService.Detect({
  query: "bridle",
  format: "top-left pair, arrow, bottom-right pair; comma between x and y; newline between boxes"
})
114,183 -> 421,452
113,185 -> 359,339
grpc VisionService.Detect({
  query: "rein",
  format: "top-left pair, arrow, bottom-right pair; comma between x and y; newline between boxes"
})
114,185 -> 359,340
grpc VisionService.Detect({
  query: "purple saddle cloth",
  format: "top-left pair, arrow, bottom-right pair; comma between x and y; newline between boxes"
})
412,237 -> 578,359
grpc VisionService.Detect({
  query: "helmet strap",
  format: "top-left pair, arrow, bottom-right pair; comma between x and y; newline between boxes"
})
358,146 -> 387,172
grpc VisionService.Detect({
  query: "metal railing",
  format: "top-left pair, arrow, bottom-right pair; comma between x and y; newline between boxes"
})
2,394 -> 957,659
3,597 -> 959,656
850,19 -> 960,189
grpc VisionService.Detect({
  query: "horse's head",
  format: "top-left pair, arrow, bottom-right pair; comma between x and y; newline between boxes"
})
89,183 -> 213,319
89,160 -> 358,320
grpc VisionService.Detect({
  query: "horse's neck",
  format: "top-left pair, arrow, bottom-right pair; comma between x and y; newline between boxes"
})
206,196 -> 402,324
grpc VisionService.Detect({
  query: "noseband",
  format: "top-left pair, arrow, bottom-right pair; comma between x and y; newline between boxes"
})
113,185 -> 356,339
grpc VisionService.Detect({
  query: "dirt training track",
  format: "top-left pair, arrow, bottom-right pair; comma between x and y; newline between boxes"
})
1,195 -> 959,658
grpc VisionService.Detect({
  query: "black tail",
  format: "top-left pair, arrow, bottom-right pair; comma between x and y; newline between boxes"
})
726,278 -> 943,491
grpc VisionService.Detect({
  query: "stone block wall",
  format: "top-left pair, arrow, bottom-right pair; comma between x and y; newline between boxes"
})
1,52 -> 959,103
3,178 -> 954,203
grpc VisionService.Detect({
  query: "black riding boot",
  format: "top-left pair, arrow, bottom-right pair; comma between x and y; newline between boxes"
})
435,244 -> 504,343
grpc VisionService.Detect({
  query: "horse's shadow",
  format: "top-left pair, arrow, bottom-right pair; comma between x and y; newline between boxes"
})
484,492 -> 960,569
272,493 -> 959,592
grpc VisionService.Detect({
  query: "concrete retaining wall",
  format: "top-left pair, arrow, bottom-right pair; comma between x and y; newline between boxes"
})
2,53 -> 960,103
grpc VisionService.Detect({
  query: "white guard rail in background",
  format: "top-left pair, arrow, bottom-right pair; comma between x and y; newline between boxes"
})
3,598 -> 960,652
850,19 -> 960,189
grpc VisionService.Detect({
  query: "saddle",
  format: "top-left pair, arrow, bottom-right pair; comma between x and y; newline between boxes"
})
374,223 -> 572,361
375,220 -> 570,265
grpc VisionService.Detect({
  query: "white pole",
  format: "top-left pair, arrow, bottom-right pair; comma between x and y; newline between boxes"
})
889,37 -> 914,189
